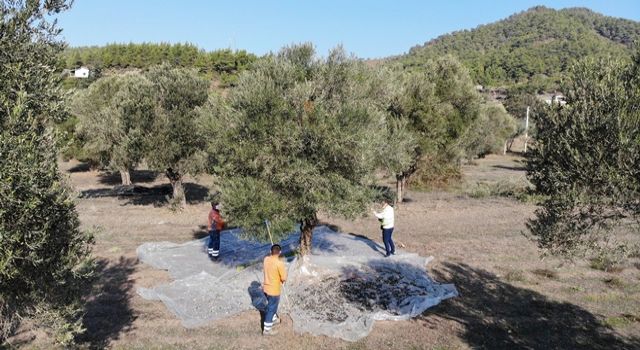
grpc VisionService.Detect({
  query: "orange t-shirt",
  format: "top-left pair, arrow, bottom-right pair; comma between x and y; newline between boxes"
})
263,255 -> 287,296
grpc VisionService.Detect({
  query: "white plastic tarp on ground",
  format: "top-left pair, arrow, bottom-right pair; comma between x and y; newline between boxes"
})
137,226 -> 458,341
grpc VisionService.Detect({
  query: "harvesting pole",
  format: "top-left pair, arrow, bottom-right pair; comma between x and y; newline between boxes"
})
265,219 -> 274,245
524,106 -> 530,153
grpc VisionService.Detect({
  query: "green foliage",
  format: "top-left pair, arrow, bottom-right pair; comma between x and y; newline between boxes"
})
70,73 -> 155,183
378,116 -> 418,179
464,178 -> 532,201
527,54 -> 640,259
391,56 -> 482,187
54,114 -> 89,161
463,103 -> 518,158
400,6 -> 639,88
145,64 -> 210,205
503,88 -> 547,125
61,43 -> 257,87
205,44 -> 389,247
0,0 -> 94,344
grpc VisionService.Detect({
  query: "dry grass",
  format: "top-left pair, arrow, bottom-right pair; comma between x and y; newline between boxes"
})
8,155 -> 640,349
531,268 -> 559,280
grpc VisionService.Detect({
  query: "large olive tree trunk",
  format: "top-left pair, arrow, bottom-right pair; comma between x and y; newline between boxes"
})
396,174 -> 407,204
299,216 -> 317,256
166,167 -> 186,207
396,167 -> 414,205
119,169 -> 132,186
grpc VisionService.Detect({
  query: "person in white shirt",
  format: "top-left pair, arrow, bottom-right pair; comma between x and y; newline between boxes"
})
373,198 -> 395,257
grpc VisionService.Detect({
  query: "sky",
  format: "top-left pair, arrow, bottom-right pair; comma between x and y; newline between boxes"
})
57,0 -> 640,59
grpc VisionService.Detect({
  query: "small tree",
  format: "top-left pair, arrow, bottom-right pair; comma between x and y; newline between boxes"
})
0,0 -> 93,344
463,103 -> 518,159
209,44 -> 389,256
527,55 -> 640,259
71,73 -> 155,185
145,64 -> 209,207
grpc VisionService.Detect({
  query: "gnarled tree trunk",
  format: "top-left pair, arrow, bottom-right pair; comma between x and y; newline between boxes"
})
166,167 -> 186,208
506,137 -> 516,153
119,169 -> 132,186
299,216 -> 317,256
396,174 -> 405,205
396,170 -> 412,205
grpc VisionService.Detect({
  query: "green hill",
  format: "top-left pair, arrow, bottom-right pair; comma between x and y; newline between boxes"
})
399,6 -> 640,89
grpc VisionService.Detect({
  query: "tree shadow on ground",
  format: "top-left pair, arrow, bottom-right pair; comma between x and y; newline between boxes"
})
492,164 -> 526,172
315,223 -> 386,256
76,257 -> 137,348
97,170 -> 158,186
426,262 -> 640,350
192,224 -> 209,239
191,228 -> 299,268
317,221 -> 342,233
78,183 -> 210,207
345,232 -> 385,255
66,161 -> 93,173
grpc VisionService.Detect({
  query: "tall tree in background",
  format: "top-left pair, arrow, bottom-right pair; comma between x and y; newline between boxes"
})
527,54 -> 640,260
377,115 -> 418,204
0,0 -> 93,344
71,73 -> 155,186
390,56 -> 482,189
145,64 -> 209,207
463,103 -> 518,159
208,44 -> 390,256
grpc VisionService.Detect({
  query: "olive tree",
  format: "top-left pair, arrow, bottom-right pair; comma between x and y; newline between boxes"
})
145,64 -> 209,207
71,73 -> 155,185
377,116 -> 418,204
463,102 -> 518,159
206,44 -> 390,256
0,0 -> 93,344
527,55 -> 640,259
389,57 -> 482,189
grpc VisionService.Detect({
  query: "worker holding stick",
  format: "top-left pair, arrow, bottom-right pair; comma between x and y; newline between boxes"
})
262,243 -> 287,336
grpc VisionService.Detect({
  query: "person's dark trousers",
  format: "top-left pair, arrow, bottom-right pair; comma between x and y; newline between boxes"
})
382,227 -> 395,256
207,229 -> 220,257
263,293 -> 280,332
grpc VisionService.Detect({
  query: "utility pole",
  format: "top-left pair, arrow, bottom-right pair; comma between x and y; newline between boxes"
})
524,106 -> 530,153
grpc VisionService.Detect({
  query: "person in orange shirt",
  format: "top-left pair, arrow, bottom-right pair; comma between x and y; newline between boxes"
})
207,202 -> 225,260
262,244 -> 287,336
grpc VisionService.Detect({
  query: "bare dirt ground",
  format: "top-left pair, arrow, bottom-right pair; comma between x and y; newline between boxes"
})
14,155 -> 640,349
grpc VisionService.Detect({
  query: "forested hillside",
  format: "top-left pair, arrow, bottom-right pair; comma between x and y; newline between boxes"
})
61,43 -> 257,86
400,6 -> 640,89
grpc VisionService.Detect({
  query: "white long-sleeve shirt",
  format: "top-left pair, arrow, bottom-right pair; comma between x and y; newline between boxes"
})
374,204 -> 395,229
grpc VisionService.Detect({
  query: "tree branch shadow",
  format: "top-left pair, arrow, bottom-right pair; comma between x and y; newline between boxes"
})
492,164 -> 526,172
78,182 -> 210,207
66,161 -> 93,173
425,262 -> 640,350
96,170 -> 159,186
76,257 -> 137,348
192,225 -> 209,239
345,232 -> 386,255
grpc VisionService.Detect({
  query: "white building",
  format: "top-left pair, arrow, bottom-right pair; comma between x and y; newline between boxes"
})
544,94 -> 566,106
72,66 -> 90,79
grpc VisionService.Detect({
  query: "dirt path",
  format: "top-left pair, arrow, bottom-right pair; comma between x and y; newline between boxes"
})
18,155 -> 637,349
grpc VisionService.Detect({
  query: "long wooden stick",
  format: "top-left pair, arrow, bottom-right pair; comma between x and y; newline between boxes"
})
265,219 -> 274,245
